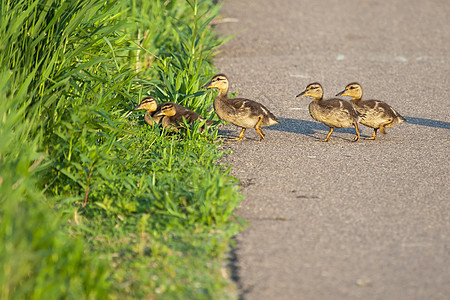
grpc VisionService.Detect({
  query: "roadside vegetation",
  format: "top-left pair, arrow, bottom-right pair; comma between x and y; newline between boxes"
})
0,0 -> 243,299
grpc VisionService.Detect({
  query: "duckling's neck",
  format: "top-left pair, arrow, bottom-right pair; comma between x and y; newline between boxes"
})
350,96 -> 362,103
312,96 -> 323,101
217,88 -> 228,98
144,112 -> 153,125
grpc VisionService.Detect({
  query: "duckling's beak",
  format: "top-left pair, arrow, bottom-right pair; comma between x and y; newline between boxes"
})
296,91 -> 307,97
125,104 -> 143,117
133,104 -> 144,111
153,110 -> 164,117
202,81 -> 213,89
335,90 -> 347,97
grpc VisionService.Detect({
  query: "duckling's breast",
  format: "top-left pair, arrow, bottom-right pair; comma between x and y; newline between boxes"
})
161,116 -> 174,128
145,112 -> 161,125
309,100 -> 356,128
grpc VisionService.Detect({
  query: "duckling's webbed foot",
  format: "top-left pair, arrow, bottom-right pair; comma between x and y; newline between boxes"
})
364,129 -> 378,140
255,127 -> 265,141
321,127 -> 334,142
228,128 -> 246,142
237,127 -> 246,141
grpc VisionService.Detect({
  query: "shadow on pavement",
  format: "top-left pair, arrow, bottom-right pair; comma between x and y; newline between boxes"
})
217,128 -> 256,141
405,116 -> 450,130
266,117 -> 359,137
217,117 -> 407,140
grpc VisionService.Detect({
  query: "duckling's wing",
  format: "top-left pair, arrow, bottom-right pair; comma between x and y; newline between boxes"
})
320,98 -> 361,122
322,98 -> 356,112
359,100 -> 385,113
177,110 -> 200,124
376,101 -> 405,120
360,100 -> 401,118
320,98 -> 344,110
366,100 -> 406,124
231,98 -> 278,121
171,104 -> 200,124
227,98 -> 255,111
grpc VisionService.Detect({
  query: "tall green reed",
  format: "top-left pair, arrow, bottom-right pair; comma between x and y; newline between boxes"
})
1,0 -> 131,298
1,0 -> 242,298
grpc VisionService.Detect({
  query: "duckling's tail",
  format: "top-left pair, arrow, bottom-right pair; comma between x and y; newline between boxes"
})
264,114 -> 280,126
391,109 -> 407,125
391,114 -> 407,127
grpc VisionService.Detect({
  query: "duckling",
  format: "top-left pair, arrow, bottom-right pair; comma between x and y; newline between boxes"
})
202,74 -> 279,141
153,102 -> 214,130
336,82 -> 406,140
296,83 -> 361,142
127,96 -> 162,125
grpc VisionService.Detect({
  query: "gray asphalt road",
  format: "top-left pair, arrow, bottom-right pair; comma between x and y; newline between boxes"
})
213,0 -> 450,299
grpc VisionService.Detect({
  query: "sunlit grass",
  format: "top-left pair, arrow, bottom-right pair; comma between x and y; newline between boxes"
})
0,0 -> 242,299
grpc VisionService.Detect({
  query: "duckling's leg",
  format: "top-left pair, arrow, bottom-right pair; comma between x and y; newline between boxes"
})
364,129 -> 378,140
351,122 -> 360,142
237,128 -> 246,141
322,127 -> 334,142
255,128 -> 265,141
254,116 -> 265,141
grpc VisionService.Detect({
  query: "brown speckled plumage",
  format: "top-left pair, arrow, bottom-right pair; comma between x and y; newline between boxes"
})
336,82 -> 406,140
203,74 -> 279,141
297,82 -> 362,142
154,102 -> 214,130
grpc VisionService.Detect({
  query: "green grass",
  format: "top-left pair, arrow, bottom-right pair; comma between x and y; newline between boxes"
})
0,0 -> 243,299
